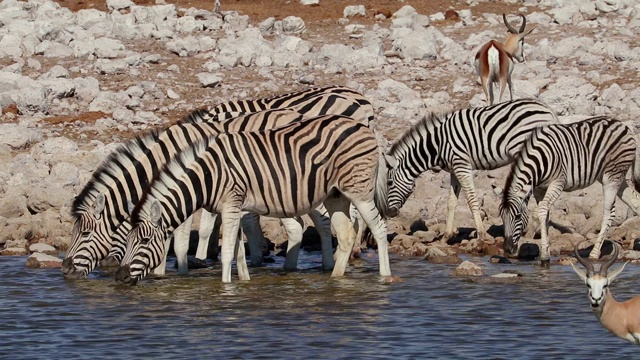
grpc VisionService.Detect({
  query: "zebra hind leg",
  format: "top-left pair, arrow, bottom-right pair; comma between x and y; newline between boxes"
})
241,212 -> 265,267
589,176 -> 624,259
281,217 -> 305,271
323,196 -> 356,277
310,205 -> 335,271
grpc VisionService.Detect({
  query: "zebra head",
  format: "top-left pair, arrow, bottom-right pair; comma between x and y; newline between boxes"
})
62,193 -> 112,279
385,154 -> 415,217
499,185 -> 531,257
115,200 -> 168,285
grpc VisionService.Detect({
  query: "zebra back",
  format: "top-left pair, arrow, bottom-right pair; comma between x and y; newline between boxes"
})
207,85 -> 374,123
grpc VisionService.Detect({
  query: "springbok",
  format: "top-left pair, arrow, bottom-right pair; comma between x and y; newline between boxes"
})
474,14 -> 534,105
572,241 -> 640,344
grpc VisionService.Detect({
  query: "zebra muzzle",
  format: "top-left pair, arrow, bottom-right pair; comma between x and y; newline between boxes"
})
114,264 -> 137,285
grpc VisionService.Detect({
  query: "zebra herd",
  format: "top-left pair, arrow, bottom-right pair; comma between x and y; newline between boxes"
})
61,84 -> 640,284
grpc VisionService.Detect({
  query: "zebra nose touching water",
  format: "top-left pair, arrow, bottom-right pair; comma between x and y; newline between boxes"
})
115,114 -> 390,284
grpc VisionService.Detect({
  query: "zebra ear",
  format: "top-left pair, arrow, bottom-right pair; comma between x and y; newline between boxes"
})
149,200 -> 163,227
92,193 -> 106,217
384,154 -> 398,169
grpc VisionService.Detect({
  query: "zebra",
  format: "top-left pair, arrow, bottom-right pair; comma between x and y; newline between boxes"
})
62,88 -> 374,279
500,116 -> 640,264
115,114 -> 390,284
385,98 -> 559,242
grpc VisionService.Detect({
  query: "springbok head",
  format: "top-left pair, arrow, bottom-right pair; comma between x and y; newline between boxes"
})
571,241 -> 627,309
502,14 -> 534,63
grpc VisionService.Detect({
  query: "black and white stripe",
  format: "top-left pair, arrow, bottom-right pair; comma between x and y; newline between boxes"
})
500,116 -> 640,262
117,115 -> 390,284
386,98 -> 558,241
62,87 -> 374,279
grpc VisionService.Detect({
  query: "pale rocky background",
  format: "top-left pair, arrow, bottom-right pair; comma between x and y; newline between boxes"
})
1,0 -> 640,268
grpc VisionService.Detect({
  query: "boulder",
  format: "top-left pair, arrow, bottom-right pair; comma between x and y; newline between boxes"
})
28,242 -> 58,255
25,252 -> 62,268
453,260 -> 483,276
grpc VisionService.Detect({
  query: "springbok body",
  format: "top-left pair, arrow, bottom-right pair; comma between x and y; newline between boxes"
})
572,242 -> 640,344
474,14 -> 533,105
63,86 -> 374,279
501,116 -> 640,263
386,99 -> 558,241
116,115 -> 390,284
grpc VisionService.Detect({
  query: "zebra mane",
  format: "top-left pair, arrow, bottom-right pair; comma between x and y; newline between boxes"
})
71,129 -> 161,218
176,107 -> 217,125
388,111 -> 447,157
130,136 -> 214,224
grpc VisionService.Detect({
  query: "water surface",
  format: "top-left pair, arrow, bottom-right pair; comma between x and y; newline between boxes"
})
1,252 -> 637,358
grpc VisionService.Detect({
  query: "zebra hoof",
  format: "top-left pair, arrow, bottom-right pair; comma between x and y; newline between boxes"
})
539,259 -> 551,268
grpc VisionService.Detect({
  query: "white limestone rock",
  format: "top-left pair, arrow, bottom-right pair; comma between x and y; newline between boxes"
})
343,5 -> 366,18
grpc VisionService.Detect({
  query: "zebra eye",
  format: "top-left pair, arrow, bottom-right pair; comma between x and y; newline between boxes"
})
81,231 -> 91,237
140,236 -> 151,244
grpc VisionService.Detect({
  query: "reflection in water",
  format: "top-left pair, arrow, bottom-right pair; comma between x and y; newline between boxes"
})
0,251 -> 638,358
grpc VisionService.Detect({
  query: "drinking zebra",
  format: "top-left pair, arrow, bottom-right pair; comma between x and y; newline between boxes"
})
63,86 -> 374,279
115,114 -> 390,284
386,99 -> 559,241
500,116 -> 640,264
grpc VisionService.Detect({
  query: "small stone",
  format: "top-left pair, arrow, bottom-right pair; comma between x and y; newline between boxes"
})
300,0 -> 319,5
445,10 -> 460,21
558,257 -> 577,266
196,73 -> 222,88
167,89 -> 180,99
383,275 -> 404,283
1,247 -> 28,256
491,272 -> 521,278
633,238 -> 640,251
25,252 -> 62,268
453,260 -> 483,276
489,255 -> 510,264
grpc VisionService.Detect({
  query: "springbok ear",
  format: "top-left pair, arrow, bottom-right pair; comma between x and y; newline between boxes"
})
571,262 -> 588,283
92,193 -> 106,217
384,154 -> 398,169
607,261 -> 629,283
150,200 -> 163,227
522,27 -> 535,37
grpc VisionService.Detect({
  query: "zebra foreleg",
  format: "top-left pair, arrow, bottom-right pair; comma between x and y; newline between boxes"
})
589,178 -> 622,259
444,174 -> 461,241
323,196 -> 356,277
195,210 -> 217,261
453,167 -> 488,240
310,205 -> 334,271
240,212 -> 265,267
281,217 -> 304,271
351,199 -> 391,277
172,214 -> 194,276
234,227 -> 250,281
537,181 -> 564,265
220,208 -> 245,283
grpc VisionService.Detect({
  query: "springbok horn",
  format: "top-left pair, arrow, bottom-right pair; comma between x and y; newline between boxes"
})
574,241 -> 595,277
518,14 -> 527,33
599,242 -> 619,275
503,14 -> 518,34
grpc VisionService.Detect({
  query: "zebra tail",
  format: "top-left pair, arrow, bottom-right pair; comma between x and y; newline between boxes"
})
374,154 -> 389,219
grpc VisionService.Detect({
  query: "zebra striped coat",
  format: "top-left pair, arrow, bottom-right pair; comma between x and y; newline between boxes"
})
500,116 -> 640,263
386,98 -> 558,241
63,88 -> 373,279
116,115 -> 390,284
